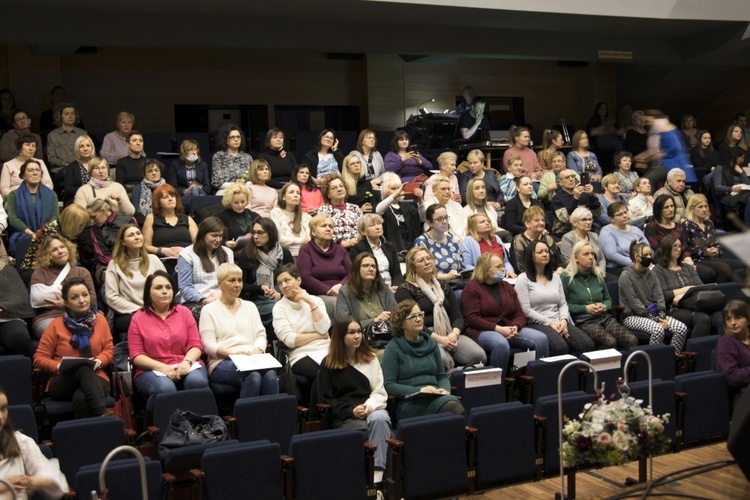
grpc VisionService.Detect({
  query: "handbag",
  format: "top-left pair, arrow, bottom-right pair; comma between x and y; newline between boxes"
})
113,372 -> 137,434
403,174 -> 429,200
364,320 -> 391,348
678,289 -> 725,314
158,409 -> 228,453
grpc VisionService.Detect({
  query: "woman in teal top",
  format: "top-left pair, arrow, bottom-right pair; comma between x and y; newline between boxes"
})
381,300 -> 464,419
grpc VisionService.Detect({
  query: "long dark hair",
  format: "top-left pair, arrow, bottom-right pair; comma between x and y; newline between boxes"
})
278,182 -> 303,234
347,253 -> 385,299
697,130 -> 714,158
524,239 -> 553,282
291,163 -> 318,191
194,216 -> 228,273
390,129 -> 411,153
324,316 -> 374,370
0,385 -> 21,459
652,194 -> 674,225
655,234 -> 682,268
142,270 -> 177,311
315,128 -> 337,153
239,217 -> 279,265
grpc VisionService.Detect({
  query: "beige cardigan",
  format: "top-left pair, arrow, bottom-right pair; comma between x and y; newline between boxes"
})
74,181 -> 135,216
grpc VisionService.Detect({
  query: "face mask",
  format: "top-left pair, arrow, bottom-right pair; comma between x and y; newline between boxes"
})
186,154 -> 198,163
491,270 -> 506,283
640,256 -> 653,268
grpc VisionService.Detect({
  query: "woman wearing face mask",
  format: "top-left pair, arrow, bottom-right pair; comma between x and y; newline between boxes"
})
458,149 -> 502,208
130,159 -> 166,226
259,128 -> 297,188
618,241 -> 688,354
501,176 -> 542,236
375,172 -> 421,257
269,182 -> 312,258
166,139 -> 211,213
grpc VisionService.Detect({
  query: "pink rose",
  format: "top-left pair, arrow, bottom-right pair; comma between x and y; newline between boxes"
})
597,432 -> 612,445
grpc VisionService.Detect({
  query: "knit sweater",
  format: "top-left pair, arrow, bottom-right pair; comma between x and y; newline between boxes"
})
104,255 -> 166,314
74,181 -> 135,216
461,279 -> 526,342
297,240 -> 351,295
599,224 -> 647,268
715,334 -> 750,399
653,263 -> 702,305
335,284 -> 398,329
381,331 -> 458,419
258,148 -> 298,187
558,231 -> 607,273
560,269 -> 612,323
247,183 -> 278,218
272,295 -> 331,367
319,358 -> 388,423
199,299 -> 268,374
619,265 -> 666,317
515,272 -> 569,326
269,206 -> 311,258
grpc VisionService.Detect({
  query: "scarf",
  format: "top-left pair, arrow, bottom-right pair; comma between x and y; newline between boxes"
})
63,307 -> 98,358
138,178 -> 165,217
10,182 -> 55,252
256,242 -> 284,288
89,177 -> 112,189
415,276 -> 452,337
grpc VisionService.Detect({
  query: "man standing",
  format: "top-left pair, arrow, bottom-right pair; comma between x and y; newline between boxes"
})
654,168 -> 694,223
0,109 -> 43,163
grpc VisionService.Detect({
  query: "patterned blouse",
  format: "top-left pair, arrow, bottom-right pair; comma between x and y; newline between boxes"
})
211,150 -> 253,191
682,219 -> 723,262
317,203 -> 362,242
414,232 -> 462,274
644,221 -> 690,259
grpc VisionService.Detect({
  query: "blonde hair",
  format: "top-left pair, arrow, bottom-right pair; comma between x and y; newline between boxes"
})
466,213 -> 493,241
111,224 -> 149,279
564,241 -> 603,284
465,178 -> 490,212
179,139 -> 200,163
379,172 -> 402,193
217,262 -> 243,281
437,151 -> 457,168
404,246 -> 436,283
59,203 -> 90,239
341,153 -> 364,196
86,157 -> 108,176
221,182 -> 252,208
36,234 -> 77,268
467,149 -> 485,163
601,173 -> 620,191
432,175 -> 452,190
309,213 -> 334,234
74,135 -> 95,163
470,253 -> 501,282
685,193 -> 709,222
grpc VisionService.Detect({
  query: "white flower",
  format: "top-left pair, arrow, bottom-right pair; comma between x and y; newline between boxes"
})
612,430 -> 629,451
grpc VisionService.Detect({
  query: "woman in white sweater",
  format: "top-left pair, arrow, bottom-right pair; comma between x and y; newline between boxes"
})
199,263 -> 279,398
269,182 -> 311,258
74,156 -> 135,216
272,263 -> 331,382
105,224 -> 165,338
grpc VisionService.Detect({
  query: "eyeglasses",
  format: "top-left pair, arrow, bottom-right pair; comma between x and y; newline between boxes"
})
560,174 -> 575,180
433,216 -> 450,223
613,211 -> 629,218
346,329 -> 363,335
251,229 -> 268,236
14,115 -> 29,123
322,135 -> 334,141
228,135 -> 242,140
405,312 -> 425,321
361,263 -> 377,269
579,217 -> 593,222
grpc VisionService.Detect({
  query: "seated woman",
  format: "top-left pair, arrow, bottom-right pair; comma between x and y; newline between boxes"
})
166,139 -> 211,214
272,263 -> 331,382
74,157 -> 135,217
458,149 -> 502,208
269,182 -> 312,258
714,149 -> 750,227
317,173 -> 362,248
320,316 -> 392,475
0,386 -> 66,499
375,172 -> 421,257
395,247 -> 486,371
349,129 -> 384,186
459,213 -> 515,276
259,128 -> 297,188
216,182 -> 260,250
689,130 -> 720,175
0,133 -> 53,199
292,163 -> 324,216
502,126 -> 542,180
100,111 -> 139,165
562,241 -> 637,350
419,176 -> 467,241
297,214 -> 351,319
6,159 -> 59,256
64,135 -> 95,206
383,129 -> 432,182
538,151 -> 569,202
245,159 -> 278,218
234,217 -> 293,326
628,177 -> 654,220
567,130 -> 603,184
115,131 -> 147,193
130,159 -> 166,226
498,155 -> 525,202
199,263 -> 278,398
30,234 -> 96,340
349,213 -> 403,290
129,270 -> 208,409
516,240 -> 596,357
381,300 -> 464,419
303,129 -> 345,182
77,198 -> 136,285
599,201 -> 648,276
142,183 -> 198,275
645,194 -> 715,284
618,241 -> 688,354
177,217 -> 234,320
463,177 -> 501,232
653,235 -> 713,339
683,194 -> 743,284
559,207 -> 610,278
512,206 -> 563,275
34,277 -> 114,418
715,300 -> 750,403
423,151 -> 461,204
597,173 -> 641,228
19,203 -> 89,274
501,176 -> 542,236
105,224 -> 166,338
336,253 -> 397,330
414,204 -> 463,283
211,125 -> 253,196
342,153 -> 379,213
461,253 -> 549,371
613,151 -> 639,199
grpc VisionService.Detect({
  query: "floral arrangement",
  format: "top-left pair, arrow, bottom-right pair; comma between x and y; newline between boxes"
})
560,391 -> 671,468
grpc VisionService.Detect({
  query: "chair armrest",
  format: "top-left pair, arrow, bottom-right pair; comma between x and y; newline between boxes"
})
385,437 -> 403,449
465,427 -> 477,494
281,456 -> 294,500
533,415 -> 546,480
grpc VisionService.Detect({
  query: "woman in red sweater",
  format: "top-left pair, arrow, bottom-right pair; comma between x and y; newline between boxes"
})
33,277 -> 114,418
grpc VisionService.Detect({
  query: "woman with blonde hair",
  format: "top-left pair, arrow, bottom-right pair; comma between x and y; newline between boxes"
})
419,175 -> 466,241
18,203 -> 89,273
463,178 -> 500,232
64,135 -> 95,206
459,149 -> 502,208
341,153 -> 378,212
74,157 -> 135,216
166,139 -> 211,213
460,212 -> 515,275
424,151 -> 461,203
269,182 -> 312,258
216,182 -> 259,249
512,205 -> 563,274
105,223 -> 166,337
350,129 -> 384,185
245,158 -> 278,217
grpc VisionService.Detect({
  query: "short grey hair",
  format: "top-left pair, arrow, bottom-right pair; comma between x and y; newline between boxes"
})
632,110 -> 644,123
570,206 -> 593,226
217,262 -> 243,281
357,213 -> 384,233
666,168 -> 686,182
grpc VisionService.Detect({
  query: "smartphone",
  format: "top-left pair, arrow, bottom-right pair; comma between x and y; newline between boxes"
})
407,144 -> 419,154
580,172 -> 591,185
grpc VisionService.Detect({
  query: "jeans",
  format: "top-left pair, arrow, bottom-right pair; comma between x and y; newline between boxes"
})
338,409 -> 392,469
210,360 -> 279,398
49,365 -> 109,418
135,365 -> 209,410
181,186 -> 207,214
477,327 -> 549,372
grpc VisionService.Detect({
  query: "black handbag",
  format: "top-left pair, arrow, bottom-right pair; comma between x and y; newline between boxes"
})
158,409 -> 228,453
678,289 -> 725,314
365,320 -> 391,348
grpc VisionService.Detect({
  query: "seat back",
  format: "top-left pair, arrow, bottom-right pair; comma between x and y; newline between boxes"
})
525,359 -> 579,404
190,195 -> 223,219
8,404 -> 39,442
534,391 -> 595,474
580,352 -> 626,396
175,132 -> 212,157
75,457 -> 163,500
468,401 -> 536,486
0,355 -> 32,405
685,336 -> 720,373
233,393 -> 299,455
152,388 -> 218,442
289,428 -> 367,500
675,371 -> 731,444
628,379 -> 677,442
626,344 -> 676,381
450,367 -> 505,413
394,413 -> 468,499
202,440 -> 282,499
142,132 -> 174,157
52,417 -> 126,485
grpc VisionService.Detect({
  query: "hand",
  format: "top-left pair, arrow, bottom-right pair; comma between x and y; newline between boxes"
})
586,303 -> 605,315
326,284 -> 342,296
332,139 -> 339,151
659,318 -> 670,330
370,178 -> 382,190
505,269 -> 517,279
498,325 -> 518,339
572,184 -> 584,199
583,183 -> 594,194
352,404 -> 370,419
733,185 -> 742,193
306,207 -> 318,215
420,386 -> 440,394
412,187 -> 424,200
445,332 -> 458,351
435,388 -> 450,395
549,182 -> 558,191
489,201 -> 501,209
226,240 -> 238,249
279,150 -> 287,159
7,475 -> 36,491
439,270 -> 462,281
165,247 -> 182,259
157,364 -> 180,380
706,246 -> 719,258
390,285 -> 399,293
44,293 -> 65,309
361,202 -> 373,213
177,360 -> 191,376
409,151 -> 420,162
451,192 -> 463,203
374,311 -> 391,322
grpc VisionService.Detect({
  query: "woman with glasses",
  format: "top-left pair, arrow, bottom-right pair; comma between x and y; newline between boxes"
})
317,173 -> 362,248
212,125 -> 253,196
6,159 -> 59,255
381,300 -> 464,418
559,207 -> 611,278
303,129 -> 345,183
419,175 -> 466,241
1,134 -> 53,198
414,204 -> 463,283
599,201 -> 648,276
